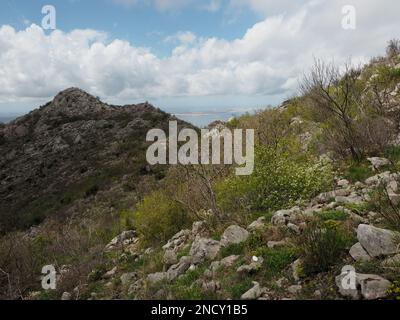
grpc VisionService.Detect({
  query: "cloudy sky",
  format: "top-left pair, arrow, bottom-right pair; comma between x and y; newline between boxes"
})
0,0 -> 399,117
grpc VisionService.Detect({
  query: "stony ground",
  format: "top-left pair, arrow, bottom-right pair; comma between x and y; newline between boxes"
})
44,158 -> 400,301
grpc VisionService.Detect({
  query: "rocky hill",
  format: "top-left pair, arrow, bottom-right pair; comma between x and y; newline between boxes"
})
1,43 -> 400,301
0,88 -> 180,234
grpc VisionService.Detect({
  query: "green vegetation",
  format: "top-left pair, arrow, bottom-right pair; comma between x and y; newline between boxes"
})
134,191 -> 192,245
217,145 -> 333,213
256,246 -> 299,277
299,221 -> 354,275
318,209 -> 349,221
343,161 -> 375,183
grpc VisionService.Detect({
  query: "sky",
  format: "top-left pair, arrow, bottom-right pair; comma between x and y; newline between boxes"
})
0,0 -> 400,122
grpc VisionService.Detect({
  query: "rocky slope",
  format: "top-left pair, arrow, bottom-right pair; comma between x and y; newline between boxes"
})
76,166 -> 399,301
0,88 -> 181,233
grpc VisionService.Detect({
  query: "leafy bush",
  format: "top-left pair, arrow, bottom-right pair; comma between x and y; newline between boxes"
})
299,221 -> 353,275
134,191 -> 192,245
217,145 -> 333,212
388,281 -> 400,300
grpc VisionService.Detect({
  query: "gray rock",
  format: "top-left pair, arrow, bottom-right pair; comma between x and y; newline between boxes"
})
166,256 -> 192,281
248,217 -> 266,232
61,292 -> 72,301
349,243 -> 371,262
106,230 -> 137,250
337,179 -> 350,188
335,267 -> 360,300
365,171 -> 392,186
367,157 -> 391,170
202,280 -> 221,293
102,266 -> 117,279
335,194 -> 364,205
267,240 -> 287,248
271,207 -> 301,225
162,229 -> 191,251
220,225 -> 249,247
288,285 -> 302,295
128,279 -> 144,296
147,272 -> 166,284
192,221 -> 209,237
207,255 -> 239,278
120,272 -> 137,286
189,238 -> 221,264
336,268 -> 392,300
334,189 -> 352,197
291,259 -> 303,282
357,274 -> 391,300
164,249 -> 178,266
241,282 -> 263,300
357,224 -> 400,257
237,257 -> 264,275
287,223 -> 300,235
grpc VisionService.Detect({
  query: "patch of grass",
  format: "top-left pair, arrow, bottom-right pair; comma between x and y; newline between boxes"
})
343,161 -> 374,183
223,274 -> 253,300
354,259 -> 383,275
385,146 -> 400,165
159,265 -> 216,300
318,209 -> 349,221
343,202 -> 371,216
219,242 -> 246,258
255,246 -> 299,277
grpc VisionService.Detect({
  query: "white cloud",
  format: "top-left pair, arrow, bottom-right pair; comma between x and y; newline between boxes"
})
112,0 -> 195,11
164,31 -> 197,44
0,0 -> 400,107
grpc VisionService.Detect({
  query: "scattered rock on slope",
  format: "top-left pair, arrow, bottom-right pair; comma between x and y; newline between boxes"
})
357,224 -> 400,257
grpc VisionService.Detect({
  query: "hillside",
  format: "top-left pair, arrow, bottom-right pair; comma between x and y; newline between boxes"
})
1,43 -> 400,301
0,87 -> 187,234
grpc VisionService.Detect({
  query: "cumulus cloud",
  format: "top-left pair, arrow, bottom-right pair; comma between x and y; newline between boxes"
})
0,0 -> 399,105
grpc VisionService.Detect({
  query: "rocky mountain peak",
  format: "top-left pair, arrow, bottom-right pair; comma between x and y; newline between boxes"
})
44,87 -> 107,116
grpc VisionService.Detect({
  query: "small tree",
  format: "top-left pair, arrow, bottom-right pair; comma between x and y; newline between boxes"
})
386,39 -> 400,59
300,59 -> 364,161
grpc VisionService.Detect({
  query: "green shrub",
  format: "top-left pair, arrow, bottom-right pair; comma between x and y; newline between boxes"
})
369,187 -> 400,232
119,210 -> 135,231
134,191 -> 192,245
318,209 -> 349,221
216,145 -> 333,212
388,281 -> 400,300
299,221 -> 353,275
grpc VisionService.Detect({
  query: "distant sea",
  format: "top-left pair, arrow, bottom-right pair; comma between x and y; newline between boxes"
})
0,109 -> 256,127
173,110 -> 252,127
0,115 -> 17,124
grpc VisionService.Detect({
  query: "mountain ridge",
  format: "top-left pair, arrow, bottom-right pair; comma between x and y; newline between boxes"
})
0,88 -> 184,233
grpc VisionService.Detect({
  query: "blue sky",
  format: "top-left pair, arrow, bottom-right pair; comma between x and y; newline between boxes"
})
1,0 -> 257,57
0,0 -> 399,122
